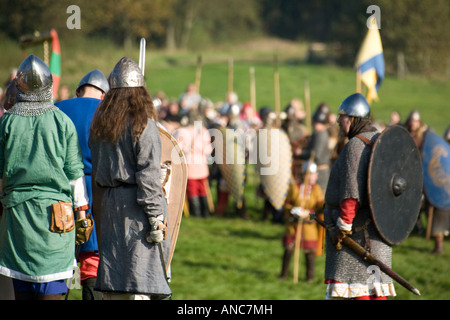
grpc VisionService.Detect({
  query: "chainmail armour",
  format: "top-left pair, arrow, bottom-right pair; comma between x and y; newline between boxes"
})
324,131 -> 396,299
8,87 -> 57,116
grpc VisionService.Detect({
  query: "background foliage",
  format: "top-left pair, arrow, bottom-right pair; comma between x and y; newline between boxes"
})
1,0 -> 449,76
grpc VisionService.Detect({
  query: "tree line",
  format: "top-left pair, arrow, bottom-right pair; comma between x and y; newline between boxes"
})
1,0 -> 448,76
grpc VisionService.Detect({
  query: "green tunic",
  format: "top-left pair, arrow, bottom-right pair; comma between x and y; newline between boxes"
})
0,107 -> 85,283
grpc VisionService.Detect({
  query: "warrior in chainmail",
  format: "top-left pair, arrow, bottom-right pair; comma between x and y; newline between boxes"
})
324,93 -> 396,300
0,55 -> 89,300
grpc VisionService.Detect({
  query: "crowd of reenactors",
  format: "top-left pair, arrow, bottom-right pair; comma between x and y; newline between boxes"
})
152,83 -> 450,276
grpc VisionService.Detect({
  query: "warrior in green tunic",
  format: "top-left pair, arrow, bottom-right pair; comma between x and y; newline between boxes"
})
0,55 -> 89,300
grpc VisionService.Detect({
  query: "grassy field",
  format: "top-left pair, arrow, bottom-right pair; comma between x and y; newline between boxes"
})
67,207 -> 450,301
67,169 -> 450,301
2,35 -> 449,301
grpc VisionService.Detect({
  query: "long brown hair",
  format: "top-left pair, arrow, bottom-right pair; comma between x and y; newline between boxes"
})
90,87 -> 157,144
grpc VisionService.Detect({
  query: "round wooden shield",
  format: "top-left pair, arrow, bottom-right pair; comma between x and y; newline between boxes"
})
422,130 -> 450,210
368,125 -> 423,245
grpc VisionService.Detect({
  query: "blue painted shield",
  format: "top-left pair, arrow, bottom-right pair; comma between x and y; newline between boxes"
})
422,130 -> 450,210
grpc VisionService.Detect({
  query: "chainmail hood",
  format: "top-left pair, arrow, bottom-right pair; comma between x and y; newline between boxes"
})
8,86 -> 57,117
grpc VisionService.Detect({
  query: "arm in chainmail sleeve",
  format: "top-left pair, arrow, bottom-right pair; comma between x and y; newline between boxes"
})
340,138 -> 365,203
337,138 -> 367,232
135,120 -> 166,219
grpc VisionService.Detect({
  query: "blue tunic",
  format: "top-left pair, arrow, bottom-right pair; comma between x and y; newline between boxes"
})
56,97 -> 100,252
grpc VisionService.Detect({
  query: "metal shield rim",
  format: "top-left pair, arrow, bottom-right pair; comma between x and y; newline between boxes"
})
368,125 -> 423,246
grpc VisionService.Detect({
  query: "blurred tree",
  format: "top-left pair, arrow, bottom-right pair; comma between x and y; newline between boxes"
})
0,0 -> 61,39
0,0 -> 175,48
372,0 -> 450,76
166,0 -> 262,50
1,0 -> 448,75
79,0 -> 176,48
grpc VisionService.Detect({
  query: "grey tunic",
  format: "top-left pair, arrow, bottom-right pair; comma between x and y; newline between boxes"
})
89,119 -> 171,297
324,131 -> 395,298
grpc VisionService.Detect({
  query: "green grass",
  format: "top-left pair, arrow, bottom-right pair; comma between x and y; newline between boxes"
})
171,216 -> 450,300
68,212 -> 450,300
68,168 -> 450,301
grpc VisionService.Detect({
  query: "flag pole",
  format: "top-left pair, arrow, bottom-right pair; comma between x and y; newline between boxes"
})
356,69 -> 362,94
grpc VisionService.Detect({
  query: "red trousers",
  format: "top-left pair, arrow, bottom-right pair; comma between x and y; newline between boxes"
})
186,179 -> 208,198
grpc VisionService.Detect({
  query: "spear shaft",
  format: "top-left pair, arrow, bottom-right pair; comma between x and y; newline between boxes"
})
312,214 -> 421,296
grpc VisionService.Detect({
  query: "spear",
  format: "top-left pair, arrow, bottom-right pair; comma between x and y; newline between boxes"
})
311,213 -> 421,296
228,57 -> 234,94
304,79 -> 311,134
195,54 -> 203,94
273,55 -> 281,128
250,67 -> 256,112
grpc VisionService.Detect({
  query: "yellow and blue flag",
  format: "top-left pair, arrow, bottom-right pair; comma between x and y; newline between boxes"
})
355,19 -> 384,104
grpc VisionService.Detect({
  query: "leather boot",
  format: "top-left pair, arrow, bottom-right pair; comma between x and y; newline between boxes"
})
305,251 -> 315,283
432,235 -> 444,254
279,247 -> 293,280
189,197 -> 202,218
82,278 -> 103,300
199,196 -> 210,218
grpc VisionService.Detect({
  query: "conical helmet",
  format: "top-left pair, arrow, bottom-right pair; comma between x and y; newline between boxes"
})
338,93 -> 370,119
77,69 -> 110,93
15,55 -> 52,93
312,103 -> 330,124
108,57 -> 145,89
